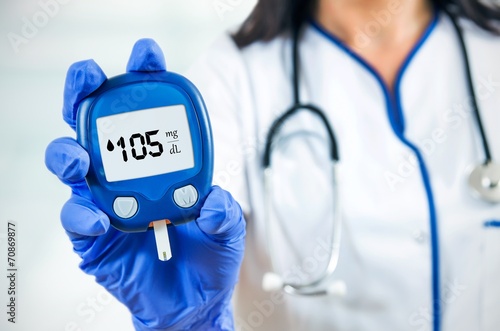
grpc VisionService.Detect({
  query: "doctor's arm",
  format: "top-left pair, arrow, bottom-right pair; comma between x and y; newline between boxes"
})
44,39 -> 246,331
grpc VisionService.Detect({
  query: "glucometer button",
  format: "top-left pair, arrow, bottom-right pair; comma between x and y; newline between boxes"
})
113,197 -> 138,219
173,185 -> 198,208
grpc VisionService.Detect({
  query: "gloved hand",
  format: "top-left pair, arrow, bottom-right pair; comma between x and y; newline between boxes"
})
45,39 -> 246,331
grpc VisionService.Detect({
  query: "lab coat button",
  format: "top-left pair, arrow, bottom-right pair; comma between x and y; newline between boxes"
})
173,185 -> 198,208
113,197 -> 138,219
412,230 -> 427,244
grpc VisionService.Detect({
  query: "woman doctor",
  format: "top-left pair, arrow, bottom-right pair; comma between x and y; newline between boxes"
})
45,0 -> 500,330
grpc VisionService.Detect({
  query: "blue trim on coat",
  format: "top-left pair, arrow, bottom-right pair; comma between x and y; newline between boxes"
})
484,220 -> 500,228
310,11 -> 441,331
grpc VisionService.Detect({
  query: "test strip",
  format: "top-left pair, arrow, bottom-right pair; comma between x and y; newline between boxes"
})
153,220 -> 172,261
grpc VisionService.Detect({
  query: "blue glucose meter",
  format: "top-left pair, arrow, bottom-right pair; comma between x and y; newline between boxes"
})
76,70 -> 213,235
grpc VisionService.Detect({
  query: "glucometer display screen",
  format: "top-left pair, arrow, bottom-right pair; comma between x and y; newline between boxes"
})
96,105 -> 195,182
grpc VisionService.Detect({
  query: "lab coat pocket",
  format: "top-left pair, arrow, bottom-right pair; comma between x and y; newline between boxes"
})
481,220 -> 500,331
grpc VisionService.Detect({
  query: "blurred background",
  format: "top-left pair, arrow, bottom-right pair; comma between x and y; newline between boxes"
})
0,1 -> 255,330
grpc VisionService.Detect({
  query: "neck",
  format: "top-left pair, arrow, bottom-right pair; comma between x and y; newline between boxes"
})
316,0 -> 433,50
315,0 -> 433,89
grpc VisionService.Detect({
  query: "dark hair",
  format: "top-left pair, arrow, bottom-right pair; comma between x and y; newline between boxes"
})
232,0 -> 500,48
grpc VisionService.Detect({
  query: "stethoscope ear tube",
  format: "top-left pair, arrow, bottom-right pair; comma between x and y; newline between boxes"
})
443,7 -> 493,164
262,24 -> 339,169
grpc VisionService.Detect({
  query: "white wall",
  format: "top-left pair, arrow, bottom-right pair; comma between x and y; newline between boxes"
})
0,1 -> 255,330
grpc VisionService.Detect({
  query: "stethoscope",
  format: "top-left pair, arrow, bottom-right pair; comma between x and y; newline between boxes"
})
261,8 -> 500,297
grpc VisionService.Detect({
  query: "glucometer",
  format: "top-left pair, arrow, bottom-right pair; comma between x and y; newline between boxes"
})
76,70 -> 213,261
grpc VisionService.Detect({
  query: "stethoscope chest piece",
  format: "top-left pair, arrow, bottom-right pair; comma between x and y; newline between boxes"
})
468,161 -> 500,203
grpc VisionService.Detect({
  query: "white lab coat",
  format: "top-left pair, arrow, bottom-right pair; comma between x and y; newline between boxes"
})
187,11 -> 500,331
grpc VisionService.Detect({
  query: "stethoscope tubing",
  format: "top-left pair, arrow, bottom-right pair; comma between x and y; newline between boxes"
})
444,7 -> 493,164
261,6 -> 498,297
263,162 -> 343,296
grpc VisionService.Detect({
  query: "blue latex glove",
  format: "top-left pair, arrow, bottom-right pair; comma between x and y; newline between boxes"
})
45,39 -> 246,331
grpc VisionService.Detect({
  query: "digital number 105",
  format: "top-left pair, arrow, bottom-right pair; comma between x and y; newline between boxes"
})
107,130 -> 164,162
